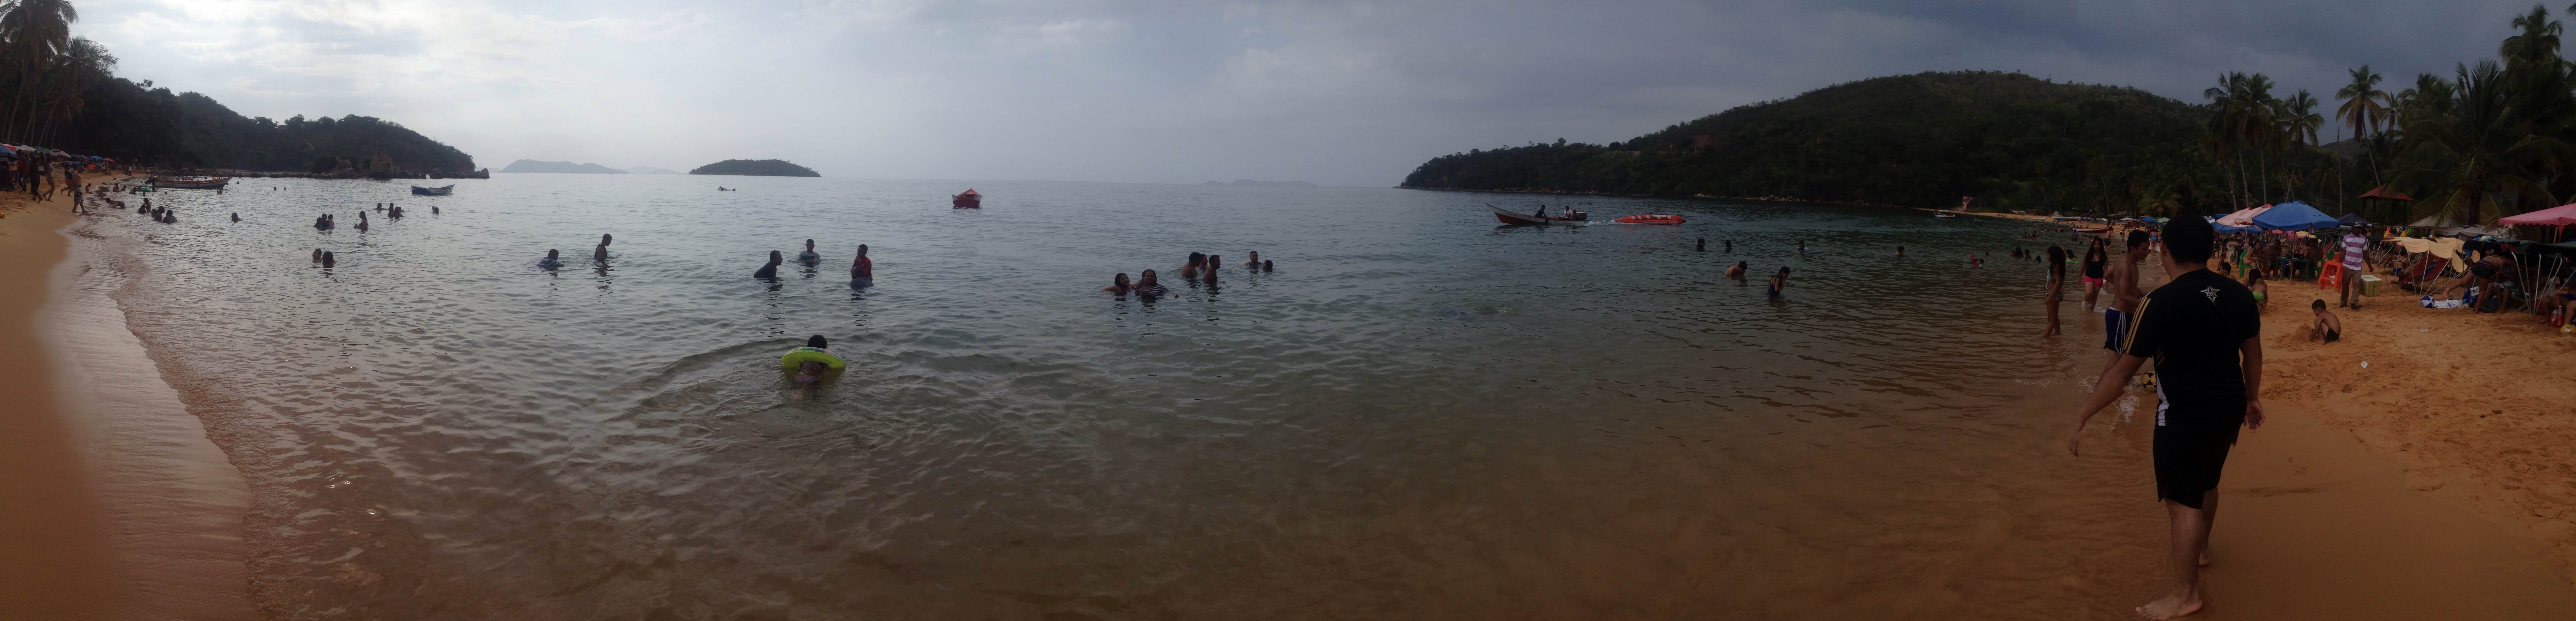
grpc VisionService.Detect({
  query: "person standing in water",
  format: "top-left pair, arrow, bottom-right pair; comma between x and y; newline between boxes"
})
2081,238 -> 2109,311
594,234 -> 612,261
1766,267 -> 1790,296
1724,261 -> 1746,282
798,239 -> 822,265
321,251 -> 336,267
538,250 -> 563,269
754,251 -> 783,279
1697,238 -> 1706,252
849,245 -> 873,286
231,212 -> 240,222
1180,253 -> 1205,280
1797,240 -> 1806,252
1202,255 -> 1221,284
2067,215 -> 2261,621
2044,245 -> 2067,337
1244,251 -> 1260,268
1724,240 -> 1733,252
1132,270 -> 1171,297
2101,230 -> 2151,380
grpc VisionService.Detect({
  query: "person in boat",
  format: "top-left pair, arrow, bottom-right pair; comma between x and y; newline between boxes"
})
1202,255 -> 1220,284
1132,270 -> 1170,297
754,251 -> 783,279
1103,273 -> 1133,295
1725,261 -> 1747,281
1180,253 -> 1205,280
321,251 -> 336,267
1767,267 -> 1790,296
1534,205 -> 1548,219
594,234 -> 613,261
538,249 -> 563,269
1245,251 -> 1260,268
798,239 -> 822,265
849,245 -> 873,287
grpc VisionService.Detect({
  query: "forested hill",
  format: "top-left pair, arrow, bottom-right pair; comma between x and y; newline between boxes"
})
56,77 -> 474,172
1401,71 -> 2228,213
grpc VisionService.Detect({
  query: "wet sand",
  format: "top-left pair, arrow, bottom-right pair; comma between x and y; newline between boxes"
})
0,188 -> 255,620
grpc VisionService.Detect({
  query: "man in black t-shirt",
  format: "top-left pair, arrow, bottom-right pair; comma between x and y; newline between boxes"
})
2065,214 -> 2264,620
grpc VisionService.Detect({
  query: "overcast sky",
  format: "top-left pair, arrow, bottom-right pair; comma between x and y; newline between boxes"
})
79,0 -> 2563,185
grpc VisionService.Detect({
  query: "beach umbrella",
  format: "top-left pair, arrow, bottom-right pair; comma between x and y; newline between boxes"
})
2251,201 -> 2340,230
2336,213 -> 2372,226
2220,205 -> 2272,226
2500,203 -> 2576,227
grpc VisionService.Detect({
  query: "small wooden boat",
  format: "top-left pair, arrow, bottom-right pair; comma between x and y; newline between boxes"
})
1611,214 -> 1686,225
953,189 -> 982,208
1488,203 -> 1588,226
151,176 -> 229,189
411,184 -> 454,196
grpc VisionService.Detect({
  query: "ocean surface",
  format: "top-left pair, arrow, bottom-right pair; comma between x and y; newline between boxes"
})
94,174 -> 2157,619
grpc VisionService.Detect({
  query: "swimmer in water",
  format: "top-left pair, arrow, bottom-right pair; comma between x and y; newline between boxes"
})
1245,251 -> 1260,268
754,250 -> 782,279
432,206 -> 439,214
794,335 -> 833,385
354,213 -> 368,231
849,244 -> 872,286
1262,259 -> 1272,271
1202,255 -> 1220,284
594,234 -> 612,261
1103,273 -> 1133,295
538,249 -> 563,269
1724,239 -> 1733,252
376,203 -> 384,211
312,249 -> 323,262
798,239 -> 822,265
1697,238 -> 1706,252
231,212 -> 240,222
1797,240 -> 1806,252
1133,269 -> 1171,297
1180,252 -> 1205,280
321,251 -> 336,268
1724,261 -> 1746,281
1768,267 -> 1789,296
1896,246 -> 1904,257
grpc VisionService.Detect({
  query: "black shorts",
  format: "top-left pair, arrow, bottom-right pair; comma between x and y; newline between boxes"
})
2153,421 -> 2241,509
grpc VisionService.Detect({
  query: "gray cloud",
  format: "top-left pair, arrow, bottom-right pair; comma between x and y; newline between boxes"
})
83,0 -> 2556,185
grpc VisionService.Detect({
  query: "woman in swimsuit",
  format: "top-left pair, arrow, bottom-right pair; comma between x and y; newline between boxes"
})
1767,267 -> 1789,297
2247,269 -> 2270,310
2080,238 -> 2107,310
1103,273 -> 1133,295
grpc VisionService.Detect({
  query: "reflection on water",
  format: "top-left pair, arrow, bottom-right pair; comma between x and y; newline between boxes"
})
104,175 -> 2155,619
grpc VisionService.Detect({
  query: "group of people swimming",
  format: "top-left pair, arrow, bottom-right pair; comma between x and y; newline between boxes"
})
736,238 -> 874,286
1103,251 -> 1271,298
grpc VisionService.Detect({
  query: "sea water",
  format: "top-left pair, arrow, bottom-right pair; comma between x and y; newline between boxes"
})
95,174 -> 2146,619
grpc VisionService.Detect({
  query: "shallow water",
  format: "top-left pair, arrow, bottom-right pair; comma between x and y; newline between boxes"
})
102,175 -> 2153,619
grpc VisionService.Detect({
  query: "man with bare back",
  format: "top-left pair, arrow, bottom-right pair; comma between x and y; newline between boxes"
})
2100,230 -> 2151,379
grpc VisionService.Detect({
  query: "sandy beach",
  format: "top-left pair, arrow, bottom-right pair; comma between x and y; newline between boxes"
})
0,187 -> 255,621
6,183 -> 2572,618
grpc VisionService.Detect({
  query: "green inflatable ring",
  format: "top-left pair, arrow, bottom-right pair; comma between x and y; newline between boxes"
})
780,347 -> 846,370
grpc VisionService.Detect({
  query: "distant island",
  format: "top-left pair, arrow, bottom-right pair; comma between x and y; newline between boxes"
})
621,166 -> 681,175
502,159 -> 626,174
1204,179 -> 1318,188
689,159 -> 819,177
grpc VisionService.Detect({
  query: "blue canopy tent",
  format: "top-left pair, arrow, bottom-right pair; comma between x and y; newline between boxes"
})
2335,213 -> 2372,226
2251,201 -> 2341,230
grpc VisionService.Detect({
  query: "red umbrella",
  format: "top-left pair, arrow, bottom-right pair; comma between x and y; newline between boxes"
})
2500,204 -> 2576,226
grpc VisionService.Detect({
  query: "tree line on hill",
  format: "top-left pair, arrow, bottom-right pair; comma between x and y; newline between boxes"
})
0,0 -> 475,172
1405,4 -> 2576,226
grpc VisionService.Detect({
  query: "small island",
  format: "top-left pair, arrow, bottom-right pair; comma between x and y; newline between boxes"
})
689,159 -> 820,177
1204,179 -> 1318,188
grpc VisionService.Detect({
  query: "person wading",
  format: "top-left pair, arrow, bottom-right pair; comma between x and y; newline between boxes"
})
2066,215 -> 2263,620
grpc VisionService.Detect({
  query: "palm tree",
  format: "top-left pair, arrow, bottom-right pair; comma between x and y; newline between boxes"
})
2336,66 -> 2391,185
2279,90 -> 2324,199
2394,61 -> 2568,225
0,0 -> 78,141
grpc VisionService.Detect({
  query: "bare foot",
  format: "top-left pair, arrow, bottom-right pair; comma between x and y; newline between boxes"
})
2136,593 -> 2203,620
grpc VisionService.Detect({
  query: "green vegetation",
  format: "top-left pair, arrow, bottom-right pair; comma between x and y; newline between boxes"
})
1402,71 -> 2229,215
1409,4 -> 2576,226
689,159 -> 820,177
0,0 -> 475,171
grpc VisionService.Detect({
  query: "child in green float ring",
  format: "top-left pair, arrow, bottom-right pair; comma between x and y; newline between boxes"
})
782,335 -> 845,385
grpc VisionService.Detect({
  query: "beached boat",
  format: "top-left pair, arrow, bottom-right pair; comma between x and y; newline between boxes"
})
410,184 -> 454,196
1488,203 -> 1588,226
1611,214 -> 1686,225
953,189 -> 981,208
151,176 -> 229,189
